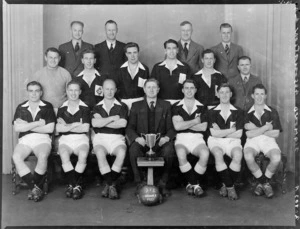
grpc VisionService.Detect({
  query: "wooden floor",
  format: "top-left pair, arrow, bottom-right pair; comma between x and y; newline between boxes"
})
1,173 -> 296,228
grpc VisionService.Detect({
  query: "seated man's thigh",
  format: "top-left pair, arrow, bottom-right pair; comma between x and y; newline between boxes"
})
13,144 -> 32,161
33,143 -> 51,158
74,144 -> 90,158
93,145 -> 109,156
191,143 -> 209,159
159,141 -> 175,158
225,139 -> 242,158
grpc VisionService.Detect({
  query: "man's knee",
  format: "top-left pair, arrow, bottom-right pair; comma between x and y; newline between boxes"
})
243,148 -> 256,162
268,150 -> 281,164
161,141 -> 175,158
129,142 -> 143,157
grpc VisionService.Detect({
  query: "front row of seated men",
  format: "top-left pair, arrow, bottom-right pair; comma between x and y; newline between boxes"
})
12,78 -> 282,202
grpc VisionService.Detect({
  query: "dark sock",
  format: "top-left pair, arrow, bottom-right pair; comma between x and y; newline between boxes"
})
184,169 -> 197,185
218,169 -> 233,188
21,172 -> 34,189
197,174 -> 204,186
65,169 -> 75,186
111,170 -> 120,183
74,171 -> 83,186
33,171 -> 45,189
229,169 -> 239,184
257,175 -> 266,184
103,172 -> 112,185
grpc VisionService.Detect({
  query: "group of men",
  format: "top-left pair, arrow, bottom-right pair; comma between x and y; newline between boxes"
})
12,19 -> 283,203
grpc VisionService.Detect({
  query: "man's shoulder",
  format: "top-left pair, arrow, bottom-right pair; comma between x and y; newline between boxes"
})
249,74 -> 261,82
228,75 -> 240,83
58,41 -> 72,49
157,99 -> 171,108
82,41 -> 93,48
94,41 -> 106,49
57,66 -> 72,77
132,99 -> 146,108
210,43 -> 222,50
41,100 -> 54,109
190,40 -> 204,50
231,42 -> 243,50
116,40 -> 126,46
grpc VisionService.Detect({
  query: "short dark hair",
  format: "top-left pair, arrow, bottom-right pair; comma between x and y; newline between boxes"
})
238,56 -> 252,64
27,81 -> 43,91
182,79 -> 197,88
124,42 -> 140,53
67,80 -> 81,90
81,49 -> 96,58
180,21 -> 192,27
220,23 -> 233,31
164,39 -> 178,49
45,47 -> 60,57
217,83 -> 232,92
202,49 -> 215,58
102,78 -> 117,88
105,20 -> 117,27
70,21 -> 84,28
144,78 -> 160,88
252,83 -> 268,95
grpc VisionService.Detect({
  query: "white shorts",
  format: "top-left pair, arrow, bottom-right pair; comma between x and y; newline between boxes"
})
175,133 -> 206,153
121,97 -> 144,110
18,133 -> 52,150
208,136 -> 242,158
244,135 -> 280,155
93,133 -> 126,155
59,134 -> 89,152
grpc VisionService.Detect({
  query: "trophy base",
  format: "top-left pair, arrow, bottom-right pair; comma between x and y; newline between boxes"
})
146,151 -> 156,161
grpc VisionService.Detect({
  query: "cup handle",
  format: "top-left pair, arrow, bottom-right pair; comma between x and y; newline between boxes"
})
141,133 -> 146,139
155,133 -> 161,142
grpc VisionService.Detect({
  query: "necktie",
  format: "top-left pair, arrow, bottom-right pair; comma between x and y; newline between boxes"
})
225,44 -> 230,56
243,76 -> 248,84
150,101 -> 155,111
109,43 -> 114,52
183,42 -> 188,59
74,42 -> 80,53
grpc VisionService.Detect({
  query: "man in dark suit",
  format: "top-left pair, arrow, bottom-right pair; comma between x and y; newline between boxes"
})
126,78 -> 176,197
211,23 -> 243,79
59,21 -> 93,78
177,21 -> 204,75
228,56 -> 262,111
94,20 -> 126,77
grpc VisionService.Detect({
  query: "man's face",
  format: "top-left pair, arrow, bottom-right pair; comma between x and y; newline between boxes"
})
144,82 -> 159,99
180,24 -> 193,42
67,83 -> 81,101
218,86 -> 232,104
82,53 -> 96,70
27,85 -> 42,103
220,27 -> 232,43
126,47 -> 139,64
238,59 -> 251,75
105,23 -> 118,41
202,52 -> 215,69
45,51 -> 60,69
182,82 -> 197,99
103,80 -> 117,100
71,23 -> 83,41
165,43 -> 178,60
252,88 -> 267,106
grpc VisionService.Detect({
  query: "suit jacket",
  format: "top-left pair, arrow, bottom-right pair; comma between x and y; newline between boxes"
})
228,73 -> 262,111
177,40 -> 204,75
126,98 -> 176,145
58,40 -> 93,78
94,40 -> 126,77
210,42 -> 243,79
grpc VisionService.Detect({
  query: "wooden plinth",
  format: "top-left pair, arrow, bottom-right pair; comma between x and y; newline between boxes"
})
137,157 -> 164,185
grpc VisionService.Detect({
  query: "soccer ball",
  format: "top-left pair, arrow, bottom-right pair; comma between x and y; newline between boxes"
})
137,185 -> 163,206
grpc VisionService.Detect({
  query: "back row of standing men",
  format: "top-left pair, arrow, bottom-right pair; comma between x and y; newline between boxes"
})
12,20 -> 282,203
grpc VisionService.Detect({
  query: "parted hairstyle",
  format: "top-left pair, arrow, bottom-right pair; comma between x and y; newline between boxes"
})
217,83 -> 232,92
252,83 -> 268,94
201,49 -> 216,58
27,81 -> 43,91
220,23 -> 232,31
66,79 -> 82,90
124,42 -> 140,53
44,47 -> 61,57
238,56 -> 252,64
144,78 -> 160,88
70,21 -> 84,28
163,39 -> 178,48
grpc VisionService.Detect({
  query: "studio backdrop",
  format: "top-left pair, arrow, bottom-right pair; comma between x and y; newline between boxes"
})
3,3 -> 296,173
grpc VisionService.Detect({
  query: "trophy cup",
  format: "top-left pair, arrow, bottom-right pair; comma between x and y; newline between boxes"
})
141,133 -> 161,160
